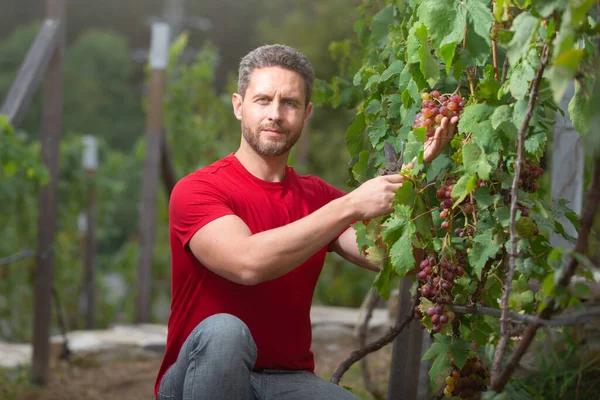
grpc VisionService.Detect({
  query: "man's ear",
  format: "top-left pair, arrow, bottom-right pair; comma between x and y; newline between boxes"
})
232,93 -> 243,121
304,102 -> 313,125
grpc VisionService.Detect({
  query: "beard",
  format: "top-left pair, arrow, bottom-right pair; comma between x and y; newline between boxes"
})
241,121 -> 302,156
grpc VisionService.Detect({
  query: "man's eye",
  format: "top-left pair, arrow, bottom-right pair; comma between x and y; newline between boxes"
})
257,98 -> 269,104
285,101 -> 297,107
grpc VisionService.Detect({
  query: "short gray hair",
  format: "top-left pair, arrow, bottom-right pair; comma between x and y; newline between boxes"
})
237,44 -> 315,106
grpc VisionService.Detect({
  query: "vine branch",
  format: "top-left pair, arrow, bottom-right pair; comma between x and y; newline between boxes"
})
330,290 -> 419,384
492,155 -> 600,392
358,290 -> 384,400
491,43 -> 549,384
449,304 -> 600,326
501,57 -> 509,85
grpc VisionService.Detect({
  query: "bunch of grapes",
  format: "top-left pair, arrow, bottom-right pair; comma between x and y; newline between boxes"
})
518,158 -> 544,193
416,256 -> 464,332
436,183 -> 455,229
443,356 -> 490,398
413,91 -> 466,138
436,183 -> 475,237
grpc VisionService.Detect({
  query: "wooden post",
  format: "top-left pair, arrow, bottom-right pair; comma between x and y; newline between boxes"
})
551,81 -> 584,248
82,135 -> 98,329
31,0 -> 65,386
164,0 -> 185,40
387,277 -> 425,400
0,18 -> 60,128
135,23 -> 170,323
160,130 -> 177,198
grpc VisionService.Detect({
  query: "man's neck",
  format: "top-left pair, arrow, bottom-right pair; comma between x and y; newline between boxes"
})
234,145 -> 289,183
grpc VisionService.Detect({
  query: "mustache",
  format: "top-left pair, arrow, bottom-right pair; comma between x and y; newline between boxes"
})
260,123 -> 285,132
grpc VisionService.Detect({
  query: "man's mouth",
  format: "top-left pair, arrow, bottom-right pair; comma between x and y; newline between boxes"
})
262,126 -> 285,135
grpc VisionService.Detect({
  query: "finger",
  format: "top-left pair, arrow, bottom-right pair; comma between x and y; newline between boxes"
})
439,116 -> 449,130
382,173 -> 406,183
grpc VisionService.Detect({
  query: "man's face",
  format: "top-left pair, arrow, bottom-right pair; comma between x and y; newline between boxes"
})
232,67 -> 313,157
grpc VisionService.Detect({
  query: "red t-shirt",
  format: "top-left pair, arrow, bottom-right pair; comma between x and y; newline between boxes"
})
155,154 -> 346,395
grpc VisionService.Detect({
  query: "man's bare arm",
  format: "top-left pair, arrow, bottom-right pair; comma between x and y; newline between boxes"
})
329,227 -> 380,272
188,174 -> 404,285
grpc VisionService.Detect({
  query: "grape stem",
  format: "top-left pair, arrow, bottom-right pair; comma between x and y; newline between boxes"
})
418,181 -> 437,194
410,208 -> 435,223
469,192 -> 478,225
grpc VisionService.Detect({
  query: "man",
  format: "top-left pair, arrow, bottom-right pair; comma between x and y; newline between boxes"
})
155,44 -> 457,400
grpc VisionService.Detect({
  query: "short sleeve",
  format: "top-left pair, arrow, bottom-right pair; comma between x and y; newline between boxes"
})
169,175 -> 234,250
321,181 -> 346,203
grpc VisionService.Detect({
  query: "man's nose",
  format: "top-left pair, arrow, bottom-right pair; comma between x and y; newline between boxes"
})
266,101 -> 283,122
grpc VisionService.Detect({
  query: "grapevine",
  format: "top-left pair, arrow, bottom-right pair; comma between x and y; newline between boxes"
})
319,0 -> 600,397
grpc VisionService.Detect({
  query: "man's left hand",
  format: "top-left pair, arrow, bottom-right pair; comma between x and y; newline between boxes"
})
423,115 -> 460,164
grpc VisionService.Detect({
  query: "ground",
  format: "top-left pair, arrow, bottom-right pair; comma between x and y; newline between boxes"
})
0,334 -> 393,400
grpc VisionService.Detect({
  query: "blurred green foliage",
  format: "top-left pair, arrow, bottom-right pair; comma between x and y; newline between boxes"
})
0,0 -> 391,342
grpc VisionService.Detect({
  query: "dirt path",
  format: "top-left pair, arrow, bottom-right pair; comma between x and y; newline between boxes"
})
2,334 -> 392,400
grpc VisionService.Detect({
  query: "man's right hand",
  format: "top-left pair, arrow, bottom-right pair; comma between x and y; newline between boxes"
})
346,174 -> 406,221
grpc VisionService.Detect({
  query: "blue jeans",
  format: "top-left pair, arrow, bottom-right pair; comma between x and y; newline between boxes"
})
157,313 -> 359,400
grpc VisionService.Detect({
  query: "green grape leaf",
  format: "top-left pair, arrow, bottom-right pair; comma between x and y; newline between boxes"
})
418,46 -> 440,88
413,23 -> 439,87
364,74 -> 380,91
568,80 -> 588,135
506,12 -> 539,67
389,223 -> 416,277
426,153 -> 451,181
351,151 -> 371,182
386,94 -> 403,120
451,173 -> 478,205
417,0 -> 466,48
568,0 -> 596,27
352,221 -> 373,252
365,99 -> 382,115
393,181 -> 416,208
513,99 -> 528,129
450,338 -> 473,370
366,245 -> 387,268
509,61 -> 536,101
547,49 -> 585,103
462,142 -> 492,181
382,205 -> 411,244
440,43 -> 457,75
353,67 -> 365,87
474,186 -> 500,209
491,105 -> 517,139
373,264 -> 394,300
423,335 -> 452,382
370,5 -> 394,44
346,113 -> 365,156
494,205 -> 511,228
469,230 -> 503,278
407,23 -> 424,64
524,130 -> 547,158
459,104 -> 495,134
404,128 -> 426,163
413,194 -> 433,240
368,117 -> 388,148
477,65 -> 502,100
380,60 -> 405,82
423,334 -> 451,360
534,0 -> 567,18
